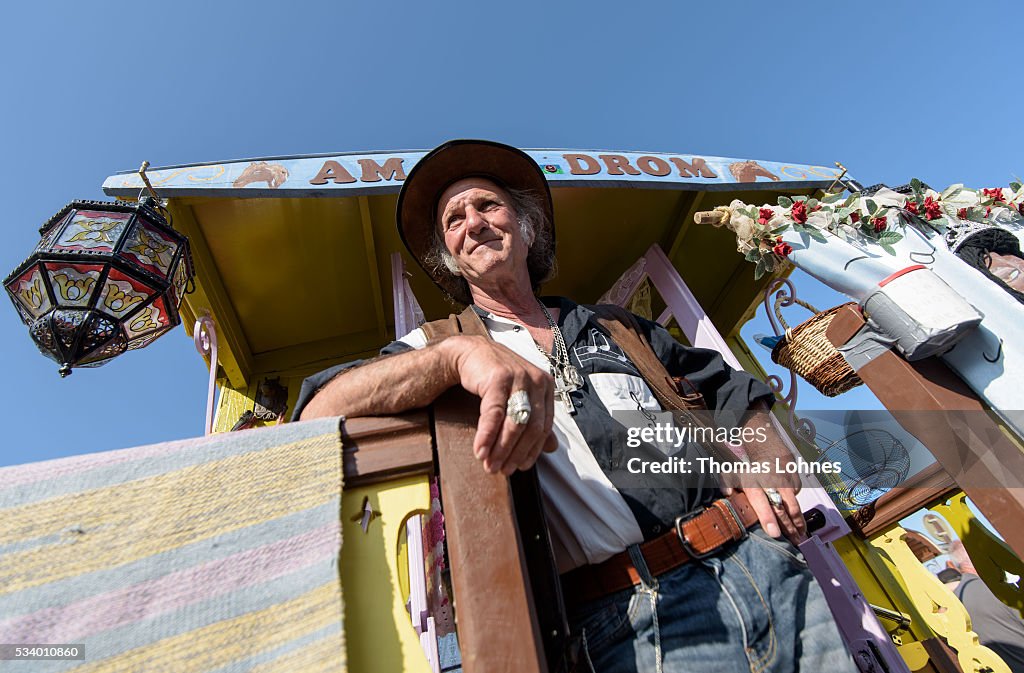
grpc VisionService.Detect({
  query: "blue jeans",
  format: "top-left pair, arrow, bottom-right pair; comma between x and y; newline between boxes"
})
568,527 -> 856,673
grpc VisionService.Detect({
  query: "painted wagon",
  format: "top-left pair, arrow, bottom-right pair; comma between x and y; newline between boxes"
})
3,145 -> 1023,673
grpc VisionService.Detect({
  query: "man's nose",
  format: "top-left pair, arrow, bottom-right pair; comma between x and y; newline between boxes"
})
465,205 -> 487,233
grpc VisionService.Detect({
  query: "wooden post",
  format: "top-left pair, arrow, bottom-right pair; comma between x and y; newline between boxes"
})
826,306 -> 1024,559
432,388 -> 549,673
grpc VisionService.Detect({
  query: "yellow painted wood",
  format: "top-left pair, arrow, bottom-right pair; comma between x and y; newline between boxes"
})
872,526 -> 1010,673
896,641 -> 932,671
665,191 -> 703,262
189,196 -> 383,356
213,381 -> 258,433
340,475 -> 432,673
251,331 -> 384,379
930,493 -> 1024,616
358,196 -> 389,341
171,202 -> 253,388
833,534 -> 921,642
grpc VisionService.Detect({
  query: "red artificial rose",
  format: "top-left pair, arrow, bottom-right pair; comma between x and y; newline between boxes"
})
923,196 -> 942,220
871,216 -> 887,233
904,200 -> 919,215
850,211 -> 861,223
758,207 -> 774,226
772,236 -> 793,257
983,187 -> 1006,203
1018,202 -> 1024,217
986,206 -> 992,218
790,201 -> 808,224
957,208 -> 969,220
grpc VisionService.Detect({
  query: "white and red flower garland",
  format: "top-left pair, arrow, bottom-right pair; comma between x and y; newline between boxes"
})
713,179 -> 1024,279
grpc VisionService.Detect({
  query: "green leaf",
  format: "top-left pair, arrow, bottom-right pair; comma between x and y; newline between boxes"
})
837,207 -> 852,219
910,177 -> 923,197
770,225 -> 790,235
836,227 -> 848,241
807,198 -> 819,209
1011,181 -> 1022,192
844,193 -> 859,208
878,231 -> 903,244
866,199 -> 878,215
763,256 -> 776,273
754,259 -> 766,280
778,196 -> 793,208
792,195 -> 808,202
744,249 -> 760,262
821,192 -> 843,204
879,243 -> 896,256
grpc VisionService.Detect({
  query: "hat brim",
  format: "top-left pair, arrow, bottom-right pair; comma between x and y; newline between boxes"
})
397,139 -> 554,305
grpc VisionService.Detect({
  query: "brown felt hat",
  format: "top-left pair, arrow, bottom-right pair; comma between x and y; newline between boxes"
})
397,139 -> 554,305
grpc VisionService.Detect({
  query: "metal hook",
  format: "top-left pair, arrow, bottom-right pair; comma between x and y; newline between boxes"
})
905,226 -> 938,266
138,161 -> 162,202
826,162 -> 850,194
983,337 -> 1004,364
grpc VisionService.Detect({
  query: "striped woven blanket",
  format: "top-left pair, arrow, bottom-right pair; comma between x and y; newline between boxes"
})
0,417 -> 346,673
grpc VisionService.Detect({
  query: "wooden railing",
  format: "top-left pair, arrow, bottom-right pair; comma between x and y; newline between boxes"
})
341,389 -> 554,673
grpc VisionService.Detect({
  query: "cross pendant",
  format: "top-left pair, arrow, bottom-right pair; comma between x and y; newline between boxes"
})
554,373 -> 577,415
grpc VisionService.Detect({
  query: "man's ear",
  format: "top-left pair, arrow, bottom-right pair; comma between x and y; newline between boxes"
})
520,217 -> 536,247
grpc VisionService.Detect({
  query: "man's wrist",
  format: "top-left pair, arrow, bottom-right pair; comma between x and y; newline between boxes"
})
437,335 -> 473,387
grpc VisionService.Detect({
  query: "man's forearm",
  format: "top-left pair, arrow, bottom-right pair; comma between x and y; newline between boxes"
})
299,339 -> 461,420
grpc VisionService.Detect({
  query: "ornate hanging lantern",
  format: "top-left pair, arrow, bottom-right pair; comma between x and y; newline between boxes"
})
4,196 -> 194,376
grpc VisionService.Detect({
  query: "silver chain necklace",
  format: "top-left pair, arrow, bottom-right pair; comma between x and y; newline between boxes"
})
535,302 -> 583,414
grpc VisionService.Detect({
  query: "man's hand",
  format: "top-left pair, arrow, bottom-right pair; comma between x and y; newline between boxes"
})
446,336 -> 558,475
722,484 -> 806,545
719,404 -> 806,544
299,333 -> 557,475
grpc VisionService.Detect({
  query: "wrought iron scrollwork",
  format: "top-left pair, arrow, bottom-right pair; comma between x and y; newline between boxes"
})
762,278 -> 817,446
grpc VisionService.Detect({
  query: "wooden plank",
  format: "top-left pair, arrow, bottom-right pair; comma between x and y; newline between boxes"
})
826,306 -> 1024,560
433,389 -> 548,673
172,202 -> 254,388
849,463 -> 959,538
340,412 -> 434,488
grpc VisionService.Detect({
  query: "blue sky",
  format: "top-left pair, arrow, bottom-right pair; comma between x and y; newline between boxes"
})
2,1 -> 1022,467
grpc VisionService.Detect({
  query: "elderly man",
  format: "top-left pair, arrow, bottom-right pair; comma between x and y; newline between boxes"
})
296,140 -> 854,672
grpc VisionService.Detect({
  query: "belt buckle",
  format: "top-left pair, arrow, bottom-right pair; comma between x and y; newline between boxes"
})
674,498 -> 748,560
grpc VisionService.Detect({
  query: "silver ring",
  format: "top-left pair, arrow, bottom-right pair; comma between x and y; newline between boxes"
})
506,390 -> 531,425
764,488 -> 784,509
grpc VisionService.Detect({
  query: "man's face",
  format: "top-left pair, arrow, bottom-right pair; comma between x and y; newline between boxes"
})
986,252 -> 1024,292
436,177 -> 531,285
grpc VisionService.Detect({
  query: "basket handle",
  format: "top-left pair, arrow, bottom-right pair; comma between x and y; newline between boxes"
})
773,295 -> 821,331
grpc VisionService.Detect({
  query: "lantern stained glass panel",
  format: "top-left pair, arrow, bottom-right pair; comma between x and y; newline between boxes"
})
45,263 -> 104,308
100,268 -> 155,319
170,255 -> 190,305
125,296 -> 170,340
53,210 -> 131,253
7,266 -> 52,320
119,220 -> 178,279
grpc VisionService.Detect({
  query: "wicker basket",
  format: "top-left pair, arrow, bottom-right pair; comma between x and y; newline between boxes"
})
769,298 -> 863,397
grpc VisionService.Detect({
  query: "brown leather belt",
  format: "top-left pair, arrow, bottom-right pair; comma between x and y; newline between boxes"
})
561,493 -> 759,610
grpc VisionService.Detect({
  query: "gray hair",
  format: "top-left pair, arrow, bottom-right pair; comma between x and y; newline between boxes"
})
425,187 -> 556,298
